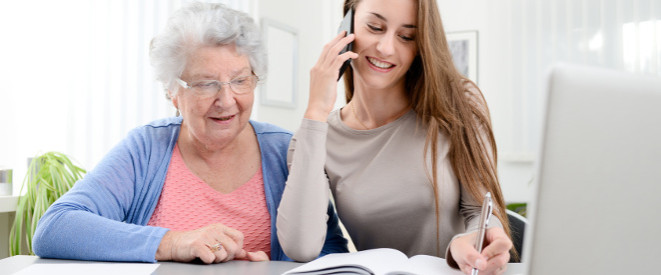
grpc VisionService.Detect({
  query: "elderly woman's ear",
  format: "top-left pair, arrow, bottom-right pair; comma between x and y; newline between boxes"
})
170,91 -> 179,109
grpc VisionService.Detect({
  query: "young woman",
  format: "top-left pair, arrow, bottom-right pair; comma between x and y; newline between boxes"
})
277,0 -> 512,274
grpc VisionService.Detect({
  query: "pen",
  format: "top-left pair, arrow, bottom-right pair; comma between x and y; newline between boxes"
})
471,192 -> 493,275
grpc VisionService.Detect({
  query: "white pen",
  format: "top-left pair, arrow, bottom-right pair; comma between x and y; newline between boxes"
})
471,192 -> 493,275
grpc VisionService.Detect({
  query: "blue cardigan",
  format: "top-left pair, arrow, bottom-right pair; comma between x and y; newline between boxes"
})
32,117 -> 347,262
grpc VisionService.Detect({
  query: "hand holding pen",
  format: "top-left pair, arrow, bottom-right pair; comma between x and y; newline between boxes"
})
472,192 -> 493,275
449,192 -> 512,275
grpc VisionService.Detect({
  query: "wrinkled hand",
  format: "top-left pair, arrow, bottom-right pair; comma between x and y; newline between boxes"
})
305,31 -> 358,122
450,227 -> 512,275
156,223 -> 267,264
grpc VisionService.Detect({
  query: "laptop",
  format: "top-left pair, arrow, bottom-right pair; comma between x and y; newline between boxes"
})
522,63 -> 661,274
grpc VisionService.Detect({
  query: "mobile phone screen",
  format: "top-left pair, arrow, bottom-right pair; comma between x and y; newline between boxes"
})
337,9 -> 353,81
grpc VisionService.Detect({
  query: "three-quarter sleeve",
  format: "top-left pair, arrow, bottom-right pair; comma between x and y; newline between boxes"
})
276,118 -> 335,262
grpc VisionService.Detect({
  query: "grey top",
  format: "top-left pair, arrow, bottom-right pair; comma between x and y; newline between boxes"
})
277,100 -> 502,262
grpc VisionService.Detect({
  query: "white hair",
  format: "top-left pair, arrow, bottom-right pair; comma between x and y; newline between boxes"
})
149,2 -> 266,99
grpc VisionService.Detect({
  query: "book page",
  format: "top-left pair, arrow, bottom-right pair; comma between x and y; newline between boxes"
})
387,255 -> 463,275
284,248 -> 408,275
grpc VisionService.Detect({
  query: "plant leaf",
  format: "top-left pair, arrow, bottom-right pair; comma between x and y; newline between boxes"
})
9,151 -> 86,255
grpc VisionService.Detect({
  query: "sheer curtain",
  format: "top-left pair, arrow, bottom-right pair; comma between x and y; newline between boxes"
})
488,0 -> 661,160
0,0 -> 255,194
476,0 -> 661,201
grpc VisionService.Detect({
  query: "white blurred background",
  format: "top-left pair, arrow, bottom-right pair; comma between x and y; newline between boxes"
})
1,0 -> 660,205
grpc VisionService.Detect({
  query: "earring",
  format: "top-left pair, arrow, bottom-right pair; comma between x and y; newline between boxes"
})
175,109 -> 180,117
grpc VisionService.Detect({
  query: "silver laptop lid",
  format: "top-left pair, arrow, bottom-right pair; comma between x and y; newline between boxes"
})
524,63 -> 661,275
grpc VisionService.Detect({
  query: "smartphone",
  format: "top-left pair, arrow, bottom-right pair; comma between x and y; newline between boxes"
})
337,9 -> 354,81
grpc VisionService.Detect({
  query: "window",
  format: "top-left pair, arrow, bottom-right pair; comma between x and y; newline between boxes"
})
0,0 -> 254,194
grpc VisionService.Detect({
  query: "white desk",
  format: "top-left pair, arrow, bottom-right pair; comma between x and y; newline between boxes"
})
1,255 -> 526,274
0,195 -> 19,213
1,255 -> 302,275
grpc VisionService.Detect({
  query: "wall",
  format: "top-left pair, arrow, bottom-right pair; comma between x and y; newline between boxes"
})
439,0 -> 535,203
256,0 -> 345,132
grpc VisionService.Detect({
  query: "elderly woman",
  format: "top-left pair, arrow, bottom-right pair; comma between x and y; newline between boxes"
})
32,2 -> 347,263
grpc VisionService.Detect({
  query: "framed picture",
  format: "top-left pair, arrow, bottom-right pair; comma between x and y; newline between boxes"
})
447,31 -> 478,83
260,18 -> 298,108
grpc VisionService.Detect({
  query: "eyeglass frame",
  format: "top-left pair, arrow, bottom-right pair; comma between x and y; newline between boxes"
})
175,73 -> 260,97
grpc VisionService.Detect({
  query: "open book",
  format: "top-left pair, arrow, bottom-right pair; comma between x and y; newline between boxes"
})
283,248 -> 463,275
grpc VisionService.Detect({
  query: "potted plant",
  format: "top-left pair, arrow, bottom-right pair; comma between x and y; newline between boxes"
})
9,151 -> 86,256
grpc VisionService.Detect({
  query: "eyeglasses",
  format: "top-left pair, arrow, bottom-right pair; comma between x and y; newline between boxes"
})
175,74 -> 259,97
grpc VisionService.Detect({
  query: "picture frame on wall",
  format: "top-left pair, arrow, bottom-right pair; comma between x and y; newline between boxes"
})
260,18 -> 298,108
447,31 -> 478,84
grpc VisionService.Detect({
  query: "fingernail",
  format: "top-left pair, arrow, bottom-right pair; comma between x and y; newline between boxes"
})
475,259 -> 485,269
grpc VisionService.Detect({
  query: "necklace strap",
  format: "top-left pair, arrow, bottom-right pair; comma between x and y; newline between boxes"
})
351,102 -> 370,130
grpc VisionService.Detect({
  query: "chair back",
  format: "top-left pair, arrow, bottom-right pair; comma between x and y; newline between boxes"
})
507,209 -> 527,263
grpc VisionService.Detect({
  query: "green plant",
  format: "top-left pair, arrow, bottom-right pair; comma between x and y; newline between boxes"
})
9,151 -> 86,256
506,202 -> 527,217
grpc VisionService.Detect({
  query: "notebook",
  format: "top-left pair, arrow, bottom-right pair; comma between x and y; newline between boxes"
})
523,63 -> 661,274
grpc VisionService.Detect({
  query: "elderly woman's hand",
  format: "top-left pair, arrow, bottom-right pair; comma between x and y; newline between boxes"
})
238,251 -> 269,261
156,223 -> 259,264
449,227 -> 512,275
305,32 -> 358,122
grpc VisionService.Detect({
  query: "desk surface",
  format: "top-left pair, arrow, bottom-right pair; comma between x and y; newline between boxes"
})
2,255 -> 526,275
1,255 -> 301,275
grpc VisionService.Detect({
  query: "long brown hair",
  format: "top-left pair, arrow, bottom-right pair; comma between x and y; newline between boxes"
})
342,0 -> 514,257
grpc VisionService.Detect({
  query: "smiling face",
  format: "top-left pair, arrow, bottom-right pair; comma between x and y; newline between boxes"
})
350,0 -> 418,92
171,44 -> 254,149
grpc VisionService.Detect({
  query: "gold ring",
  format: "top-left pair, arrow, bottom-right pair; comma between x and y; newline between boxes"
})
207,242 -> 223,252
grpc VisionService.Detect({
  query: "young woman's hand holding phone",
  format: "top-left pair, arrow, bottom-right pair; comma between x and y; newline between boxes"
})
304,12 -> 358,122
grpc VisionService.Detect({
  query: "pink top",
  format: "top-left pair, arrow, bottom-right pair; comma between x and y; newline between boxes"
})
148,144 -> 271,257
